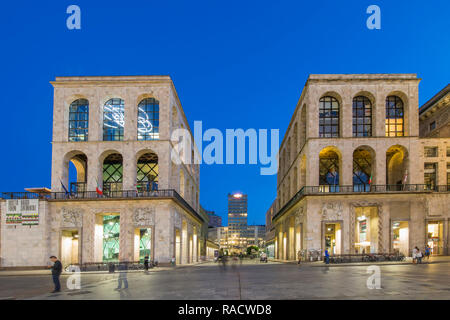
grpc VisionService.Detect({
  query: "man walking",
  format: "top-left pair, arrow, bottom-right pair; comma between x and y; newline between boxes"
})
144,255 -> 149,272
49,256 -> 62,293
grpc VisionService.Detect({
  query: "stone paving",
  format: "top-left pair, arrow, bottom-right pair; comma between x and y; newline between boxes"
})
0,259 -> 449,300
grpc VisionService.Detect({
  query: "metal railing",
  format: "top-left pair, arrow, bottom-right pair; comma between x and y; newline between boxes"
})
1,189 -> 204,222
274,184 -> 449,221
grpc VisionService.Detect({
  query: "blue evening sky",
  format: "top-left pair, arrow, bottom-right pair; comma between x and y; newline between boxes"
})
0,1 -> 449,225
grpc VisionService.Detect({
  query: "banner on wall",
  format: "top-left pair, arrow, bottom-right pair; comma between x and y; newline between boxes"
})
6,199 -> 22,224
21,199 -> 39,225
5,199 -> 39,225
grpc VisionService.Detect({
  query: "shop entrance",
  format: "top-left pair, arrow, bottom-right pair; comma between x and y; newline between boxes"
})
101,215 -> 120,262
134,228 -> 152,262
392,221 -> 409,256
354,207 -> 379,253
61,230 -> 79,267
324,223 -> 342,255
427,221 -> 444,255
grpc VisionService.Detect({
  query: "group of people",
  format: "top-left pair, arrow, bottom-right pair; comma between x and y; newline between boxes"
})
412,245 -> 432,264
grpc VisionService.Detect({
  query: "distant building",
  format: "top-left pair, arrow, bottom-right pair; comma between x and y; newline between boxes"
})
264,200 -> 277,258
227,193 -> 248,253
419,84 -> 450,138
205,210 -> 222,228
247,225 -> 266,248
208,227 -> 229,251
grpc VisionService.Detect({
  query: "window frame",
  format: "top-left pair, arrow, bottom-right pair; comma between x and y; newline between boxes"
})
319,96 -> 340,138
68,99 -> 89,142
385,96 -> 404,137
137,98 -> 160,141
103,98 -> 125,141
352,96 -> 372,137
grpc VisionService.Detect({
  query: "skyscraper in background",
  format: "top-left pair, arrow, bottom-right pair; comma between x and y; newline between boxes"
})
227,193 -> 248,253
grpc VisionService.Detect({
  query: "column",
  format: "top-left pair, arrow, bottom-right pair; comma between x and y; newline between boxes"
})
341,148 -> 353,186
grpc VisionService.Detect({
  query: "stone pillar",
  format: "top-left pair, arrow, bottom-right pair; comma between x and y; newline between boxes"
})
341,95 -> 353,138
306,93 -> 318,139
374,91 -> 386,137
153,205 -> 172,265
375,147 -> 386,185
341,148 -> 353,186
306,146 -> 319,186
157,144 -> 170,190
124,90 -> 137,141
87,151 -> 101,191
119,209 -> 133,262
123,146 -> 137,191
89,92 -> 102,142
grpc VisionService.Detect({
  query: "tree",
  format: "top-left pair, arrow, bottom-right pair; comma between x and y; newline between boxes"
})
246,246 -> 259,255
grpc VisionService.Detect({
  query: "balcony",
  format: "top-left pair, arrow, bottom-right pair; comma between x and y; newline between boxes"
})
0,189 -> 204,223
274,184 -> 450,221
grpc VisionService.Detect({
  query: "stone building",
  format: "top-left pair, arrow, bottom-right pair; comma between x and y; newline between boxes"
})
419,84 -> 450,138
264,200 -> 277,258
272,74 -> 450,260
0,76 -> 204,268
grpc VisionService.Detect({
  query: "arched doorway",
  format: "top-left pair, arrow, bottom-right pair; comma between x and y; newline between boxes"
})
386,145 -> 409,190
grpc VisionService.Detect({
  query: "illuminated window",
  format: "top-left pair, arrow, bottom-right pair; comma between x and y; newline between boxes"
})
385,96 -> 404,137
424,163 -> 437,190
68,99 -> 89,141
103,98 -> 125,141
319,96 -> 339,138
424,147 -> 438,157
138,98 -> 159,140
103,215 -> 120,262
353,96 -> 372,137
447,163 -> 450,190
137,153 -> 159,191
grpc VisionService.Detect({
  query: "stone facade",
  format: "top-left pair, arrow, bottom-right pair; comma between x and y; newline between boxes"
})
0,76 -> 204,268
419,84 -> 450,138
273,74 -> 450,260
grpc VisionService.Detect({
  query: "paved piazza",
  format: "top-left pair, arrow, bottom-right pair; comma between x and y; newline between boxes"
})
0,260 -> 449,300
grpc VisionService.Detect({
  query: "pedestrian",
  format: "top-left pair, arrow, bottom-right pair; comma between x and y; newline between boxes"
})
144,255 -> 149,272
297,250 -> 302,264
424,245 -> 431,261
116,262 -> 129,290
324,249 -> 330,264
412,247 -> 418,264
416,247 -> 423,264
49,256 -> 62,293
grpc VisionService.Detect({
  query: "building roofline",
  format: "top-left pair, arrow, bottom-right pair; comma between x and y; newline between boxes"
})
419,83 -> 450,115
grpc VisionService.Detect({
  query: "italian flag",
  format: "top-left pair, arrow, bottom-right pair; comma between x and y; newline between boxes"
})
368,174 -> 372,185
96,179 -> 103,196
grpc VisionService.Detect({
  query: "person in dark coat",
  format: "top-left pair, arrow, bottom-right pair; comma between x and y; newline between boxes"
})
144,255 -> 149,272
49,256 -> 62,293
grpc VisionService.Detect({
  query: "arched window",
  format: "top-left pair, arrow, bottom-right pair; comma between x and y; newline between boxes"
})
138,98 -> 159,140
103,98 -> 125,141
353,96 -> 372,137
137,153 -> 159,191
319,148 -> 340,192
319,96 -> 339,138
103,153 -> 123,192
68,99 -> 89,141
386,96 -> 404,137
353,148 -> 373,192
